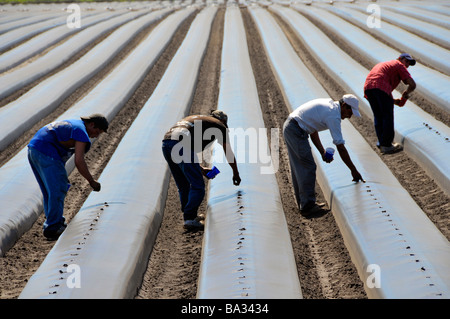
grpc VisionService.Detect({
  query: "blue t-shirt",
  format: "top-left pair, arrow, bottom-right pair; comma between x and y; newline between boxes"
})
28,119 -> 91,163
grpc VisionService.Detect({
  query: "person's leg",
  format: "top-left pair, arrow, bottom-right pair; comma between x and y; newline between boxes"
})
365,89 -> 395,147
283,119 -> 317,210
28,147 -> 67,233
28,148 -> 49,214
365,89 -> 384,147
162,140 -> 190,212
179,151 -> 205,221
378,92 -> 395,147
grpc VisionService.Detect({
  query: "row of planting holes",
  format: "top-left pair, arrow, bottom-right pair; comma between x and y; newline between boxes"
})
423,122 -> 449,142
48,202 -> 108,295
365,185 -> 442,296
234,190 -> 251,297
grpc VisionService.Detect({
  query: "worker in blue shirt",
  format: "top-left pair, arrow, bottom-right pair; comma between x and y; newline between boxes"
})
28,114 -> 108,240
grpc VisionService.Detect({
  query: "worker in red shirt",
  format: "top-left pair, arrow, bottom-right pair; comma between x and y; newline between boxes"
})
364,53 -> 416,154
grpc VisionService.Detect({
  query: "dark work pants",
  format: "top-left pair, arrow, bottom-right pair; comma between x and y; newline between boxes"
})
365,88 -> 395,147
162,139 -> 205,221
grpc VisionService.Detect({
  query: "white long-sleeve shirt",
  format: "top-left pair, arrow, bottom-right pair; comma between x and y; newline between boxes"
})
288,98 -> 345,145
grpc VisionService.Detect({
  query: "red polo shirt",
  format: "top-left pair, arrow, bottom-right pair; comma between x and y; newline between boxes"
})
364,60 -> 412,98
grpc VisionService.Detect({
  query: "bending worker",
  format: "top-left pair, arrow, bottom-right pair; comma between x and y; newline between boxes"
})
364,53 -> 417,154
162,110 -> 241,230
283,95 -> 364,217
28,114 -> 108,240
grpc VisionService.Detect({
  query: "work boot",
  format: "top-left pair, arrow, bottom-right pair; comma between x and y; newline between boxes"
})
301,202 -> 323,217
43,224 -> 67,241
184,219 -> 204,230
380,143 -> 403,154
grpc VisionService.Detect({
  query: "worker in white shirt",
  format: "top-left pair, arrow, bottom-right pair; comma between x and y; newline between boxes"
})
283,94 -> 364,217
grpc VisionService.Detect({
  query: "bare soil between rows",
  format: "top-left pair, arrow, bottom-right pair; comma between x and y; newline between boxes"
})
0,5 -> 448,299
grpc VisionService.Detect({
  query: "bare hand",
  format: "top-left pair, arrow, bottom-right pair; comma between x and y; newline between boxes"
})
351,170 -> 365,183
233,173 -> 241,186
89,180 -> 101,192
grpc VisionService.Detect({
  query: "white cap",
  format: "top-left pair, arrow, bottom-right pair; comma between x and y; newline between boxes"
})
342,94 -> 361,117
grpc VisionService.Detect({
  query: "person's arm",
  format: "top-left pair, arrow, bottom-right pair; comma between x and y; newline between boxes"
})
395,77 -> 416,106
199,165 -> 208,176
336,143 -> 365,182
402,77 -> 416,99
74,141 -> 101,191
222,141 -> 241,186
310,131 -> 332,163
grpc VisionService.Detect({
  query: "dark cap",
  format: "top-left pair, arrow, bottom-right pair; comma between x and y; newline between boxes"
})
211,110 -> 228,126
81,113 -> 109,132
399,53 -> 416,66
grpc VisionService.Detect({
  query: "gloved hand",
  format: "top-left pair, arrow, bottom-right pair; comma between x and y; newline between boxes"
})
394,97 -> 407,106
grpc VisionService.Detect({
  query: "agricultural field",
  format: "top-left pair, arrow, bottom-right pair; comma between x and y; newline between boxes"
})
0,0 -> 448,301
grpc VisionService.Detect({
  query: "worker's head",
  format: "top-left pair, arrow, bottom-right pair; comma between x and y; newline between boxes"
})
211,110 -> 228,127
81,113 -> 109,138
340,94 -> 361,119
398,53 -> 416,68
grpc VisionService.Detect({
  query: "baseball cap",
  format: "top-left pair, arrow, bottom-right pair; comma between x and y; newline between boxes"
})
211,110 -> 228,126
342,94 -> 361,117
80,113 -> 109,132
399,53 -> 416,66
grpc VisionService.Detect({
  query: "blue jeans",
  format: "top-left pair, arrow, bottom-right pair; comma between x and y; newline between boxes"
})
162,140 -> 205,221
283,118 -> 316,210
365,88 -> 395,147
28,147 -> 68,231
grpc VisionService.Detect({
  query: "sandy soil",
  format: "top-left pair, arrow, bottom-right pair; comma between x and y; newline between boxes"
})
0,4 -> 448,299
